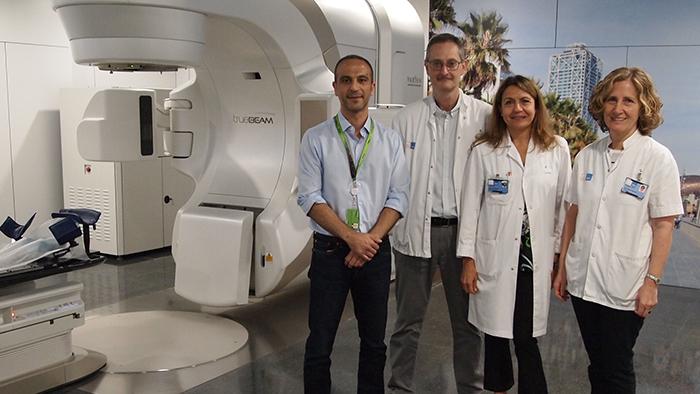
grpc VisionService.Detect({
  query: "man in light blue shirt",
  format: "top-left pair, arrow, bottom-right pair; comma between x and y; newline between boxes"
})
298,54 -> 409,394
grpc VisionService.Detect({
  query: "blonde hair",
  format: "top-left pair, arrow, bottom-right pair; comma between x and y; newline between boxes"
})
588,67 -> 663,135
474,75 -> 555,149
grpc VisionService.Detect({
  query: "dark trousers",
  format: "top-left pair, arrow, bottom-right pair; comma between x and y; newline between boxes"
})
571,296 -> 645,394
389,223 -> 483,394
303,233 -> 392,394
484,270 -> 548,394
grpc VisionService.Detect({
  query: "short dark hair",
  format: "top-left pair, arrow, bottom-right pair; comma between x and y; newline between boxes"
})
334,55 -> 374,82
426,33 -> 465,61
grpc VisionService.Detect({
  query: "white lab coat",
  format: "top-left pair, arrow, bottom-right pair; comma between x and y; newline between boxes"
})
565,131 -> 683,310
457,134 -> 571,338
390,93 -> 491,258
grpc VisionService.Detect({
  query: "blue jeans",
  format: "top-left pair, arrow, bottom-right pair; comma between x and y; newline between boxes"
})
303,233 -> 392,394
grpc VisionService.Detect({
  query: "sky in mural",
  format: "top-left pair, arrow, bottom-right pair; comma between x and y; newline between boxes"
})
452,0 -> 700,174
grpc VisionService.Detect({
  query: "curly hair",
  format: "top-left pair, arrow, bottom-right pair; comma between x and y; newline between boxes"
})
474,75 -> 555,150
588,67 -> 663,135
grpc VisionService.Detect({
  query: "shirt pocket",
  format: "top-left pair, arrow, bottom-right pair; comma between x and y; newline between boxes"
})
615,170 -> 649,206
484,174 -> 512,205
616,189 -> 646,206
606,252 -> 647,303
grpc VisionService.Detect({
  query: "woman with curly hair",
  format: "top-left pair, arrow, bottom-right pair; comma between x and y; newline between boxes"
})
553,67 -> 683,393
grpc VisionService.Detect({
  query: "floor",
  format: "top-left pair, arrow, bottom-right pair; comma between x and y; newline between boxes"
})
665,221 -> 700,289
41,246 -> 700,394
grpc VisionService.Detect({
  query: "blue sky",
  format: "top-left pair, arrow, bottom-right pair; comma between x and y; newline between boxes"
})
452,0 -> 700,174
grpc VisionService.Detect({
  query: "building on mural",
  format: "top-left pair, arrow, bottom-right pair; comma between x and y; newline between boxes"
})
548,44 -> 602,128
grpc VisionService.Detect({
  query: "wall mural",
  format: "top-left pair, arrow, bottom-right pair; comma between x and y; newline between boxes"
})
431,0 -> 700,289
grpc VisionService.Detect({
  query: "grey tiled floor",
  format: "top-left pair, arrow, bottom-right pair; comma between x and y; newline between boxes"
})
51,250 -> 700,394
664,222 -> 700,289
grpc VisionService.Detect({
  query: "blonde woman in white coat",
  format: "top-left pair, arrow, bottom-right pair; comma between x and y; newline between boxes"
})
457,75 -> 571,394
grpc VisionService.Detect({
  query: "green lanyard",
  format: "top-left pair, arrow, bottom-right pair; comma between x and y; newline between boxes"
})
334,115 -> 374,180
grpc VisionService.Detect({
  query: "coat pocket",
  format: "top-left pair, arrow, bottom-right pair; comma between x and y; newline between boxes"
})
607,253 -> 647,303
564,240 -> 583,284
475,239 -> 500,278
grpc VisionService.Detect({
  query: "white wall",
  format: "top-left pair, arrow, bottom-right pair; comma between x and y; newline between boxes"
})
6,44 -> 75,224
0,44 -> 13,231
0,0 -> 178,247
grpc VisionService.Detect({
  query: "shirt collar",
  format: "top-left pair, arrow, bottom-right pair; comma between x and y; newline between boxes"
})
430,93 -> 462,117
337,112 -> 371,139
503,131 -> 535,150
606,129 -> 643,150
502,131 -> 535,167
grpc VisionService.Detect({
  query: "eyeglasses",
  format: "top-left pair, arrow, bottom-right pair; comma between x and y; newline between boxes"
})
426,59 -> 462,71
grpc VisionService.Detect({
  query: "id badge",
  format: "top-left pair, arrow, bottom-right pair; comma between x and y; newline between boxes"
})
346,208 -> 360,231
487,178 -> 509,194
621,177 -> 648,200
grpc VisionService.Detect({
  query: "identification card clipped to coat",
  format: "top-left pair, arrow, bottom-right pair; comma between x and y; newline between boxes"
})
487,178 -> 509,194
621,177 -> 648,200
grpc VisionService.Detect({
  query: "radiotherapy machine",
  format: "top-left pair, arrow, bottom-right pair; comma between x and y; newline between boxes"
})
53,0 -> 425,306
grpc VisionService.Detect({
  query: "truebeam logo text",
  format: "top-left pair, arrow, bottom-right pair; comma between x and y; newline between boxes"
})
233,114 -> 274,125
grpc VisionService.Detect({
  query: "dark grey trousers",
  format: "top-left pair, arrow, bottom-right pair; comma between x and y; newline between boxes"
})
388,224 -> 484,394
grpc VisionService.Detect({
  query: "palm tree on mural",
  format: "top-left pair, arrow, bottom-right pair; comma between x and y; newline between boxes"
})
458,11 -> 511,100
429,0 -> 457,35
544,92 -> 598,158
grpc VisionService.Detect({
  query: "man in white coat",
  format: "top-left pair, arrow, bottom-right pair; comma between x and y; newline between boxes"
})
388,33 -> 491,394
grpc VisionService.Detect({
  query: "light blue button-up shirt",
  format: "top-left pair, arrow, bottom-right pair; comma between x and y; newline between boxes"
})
297,112 -> 410,235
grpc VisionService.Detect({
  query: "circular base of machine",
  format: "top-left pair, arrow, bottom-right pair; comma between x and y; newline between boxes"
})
73,311 -> 248,374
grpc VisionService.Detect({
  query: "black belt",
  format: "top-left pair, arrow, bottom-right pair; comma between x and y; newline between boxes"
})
431,217 -> 458,226
313,232 -> 342,242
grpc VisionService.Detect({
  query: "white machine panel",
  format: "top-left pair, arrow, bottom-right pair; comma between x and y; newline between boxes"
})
61,88 -> 194,256
173,206 -> 253,306
371,0 -> 425,104
55,4 -> 206,67
203,19 -> 286,204
77,89 -> 164,162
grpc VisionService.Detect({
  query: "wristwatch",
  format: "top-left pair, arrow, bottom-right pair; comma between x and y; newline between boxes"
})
645,272 -> 661,285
